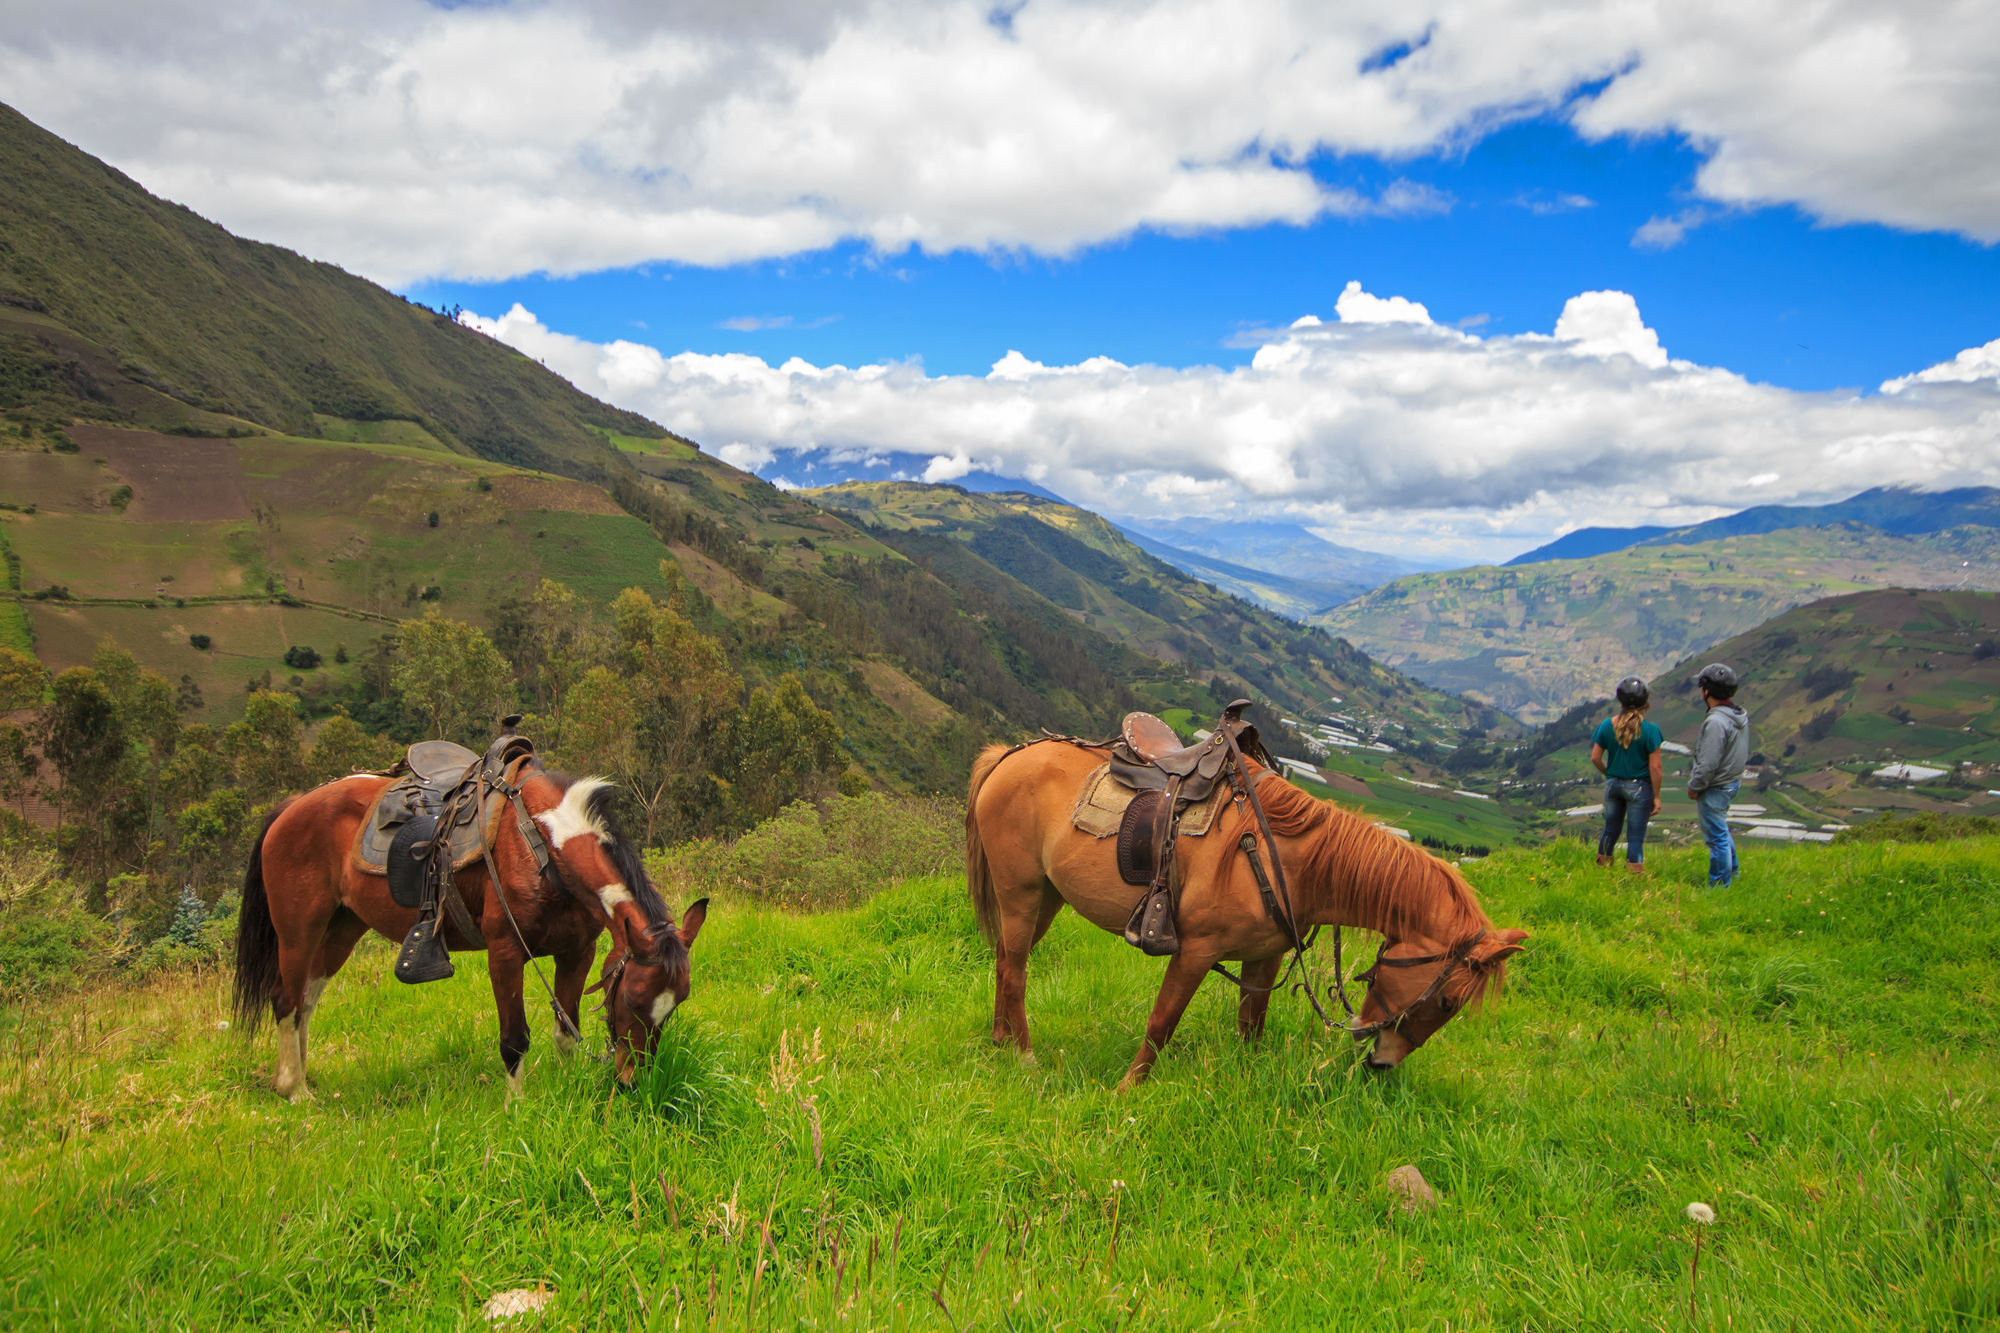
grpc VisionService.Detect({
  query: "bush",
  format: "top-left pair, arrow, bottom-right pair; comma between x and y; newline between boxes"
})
282,644 -> 322,670
651,793 -> 961,910
189,633 -> 212,651
0,905 -> 118,1000
1834,811 -> 1998,845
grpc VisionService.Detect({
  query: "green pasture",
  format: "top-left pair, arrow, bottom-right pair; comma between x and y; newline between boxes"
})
3,835 -> 1992,1329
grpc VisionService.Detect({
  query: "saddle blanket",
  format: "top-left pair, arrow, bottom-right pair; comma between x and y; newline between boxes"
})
1070,762 -> 1226,839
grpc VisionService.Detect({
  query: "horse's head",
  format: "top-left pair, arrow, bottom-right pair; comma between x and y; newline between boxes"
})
528,776 -> 710,1084
1351,927 -> 1527,1069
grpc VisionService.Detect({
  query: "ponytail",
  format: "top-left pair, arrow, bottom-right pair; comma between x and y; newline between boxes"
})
1612,704 -> 1649,748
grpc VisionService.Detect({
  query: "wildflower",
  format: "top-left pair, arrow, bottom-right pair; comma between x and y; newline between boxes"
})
1685,1201 -> 1715,1225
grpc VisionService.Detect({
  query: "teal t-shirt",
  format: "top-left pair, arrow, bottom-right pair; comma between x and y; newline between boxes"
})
1593,717 -> 1663,780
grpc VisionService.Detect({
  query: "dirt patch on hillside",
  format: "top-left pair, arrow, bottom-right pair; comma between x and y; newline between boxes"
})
1322,771 -> 1374,800
856,659 -> 953,726
68,426 -> 251,520
493,475 -> 625,516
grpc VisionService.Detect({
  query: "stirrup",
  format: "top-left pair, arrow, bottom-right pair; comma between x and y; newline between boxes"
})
394,914 -> 455,984
1122,886 -> 1180,957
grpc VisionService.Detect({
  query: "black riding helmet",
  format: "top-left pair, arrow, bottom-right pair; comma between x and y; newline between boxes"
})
1696,663 -> 1739,698
1614,676 -> 1649,708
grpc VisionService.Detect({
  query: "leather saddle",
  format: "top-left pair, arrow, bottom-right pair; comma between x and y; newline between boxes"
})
1104,700 -> 1273,956
351,716 -> 542,984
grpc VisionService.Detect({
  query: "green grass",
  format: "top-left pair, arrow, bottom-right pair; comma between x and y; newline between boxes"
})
3,836 -> 1994,1329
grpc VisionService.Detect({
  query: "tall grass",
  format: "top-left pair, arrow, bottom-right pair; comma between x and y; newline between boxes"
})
0,836 -> 1994,1329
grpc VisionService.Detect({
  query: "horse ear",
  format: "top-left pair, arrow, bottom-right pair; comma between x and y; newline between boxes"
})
1473,927 -> 1528,969
679,897 -> 709,949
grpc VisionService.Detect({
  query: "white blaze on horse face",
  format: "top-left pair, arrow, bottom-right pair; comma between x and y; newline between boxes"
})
534,776 -> 616,850
649,991 -> 677,1028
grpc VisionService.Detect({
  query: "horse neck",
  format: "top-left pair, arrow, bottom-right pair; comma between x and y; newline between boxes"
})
1287,816 -> 1486,944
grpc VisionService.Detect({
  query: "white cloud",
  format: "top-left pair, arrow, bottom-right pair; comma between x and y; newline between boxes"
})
4,1 -> 1997,283
1632,207 -> 1709,251
461,284 -> 2000,562
1881,337 -> 2000,393
1551,291 -> 1669,369
1335,280 -> 1432,325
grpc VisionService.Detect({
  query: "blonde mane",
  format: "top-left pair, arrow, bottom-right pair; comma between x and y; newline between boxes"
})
1250,771 -> 1492,942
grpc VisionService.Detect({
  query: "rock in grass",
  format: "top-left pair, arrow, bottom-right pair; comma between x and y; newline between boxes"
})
1385,1165 -> 1438,1214
482,1288 -> 552,1322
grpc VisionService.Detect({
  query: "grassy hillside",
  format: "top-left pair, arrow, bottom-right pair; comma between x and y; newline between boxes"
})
3,834 -> 1994,1327
1319,525 -> 2000,724
806,482 -> 1508,746
0,103 -> 672,474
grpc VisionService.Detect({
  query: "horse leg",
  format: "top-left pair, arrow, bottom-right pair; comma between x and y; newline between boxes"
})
550,941 -> 593,1056
991,885 -> 1060,1060
297,907 -> 368,1072
487,944 -> 531,1101
271,911 -> 338,1104
1117,946 -> 1221,1092
1235,954 -> 1282,1043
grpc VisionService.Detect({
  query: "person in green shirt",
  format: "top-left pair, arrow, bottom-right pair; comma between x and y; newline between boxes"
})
1590,676 -> 1664,874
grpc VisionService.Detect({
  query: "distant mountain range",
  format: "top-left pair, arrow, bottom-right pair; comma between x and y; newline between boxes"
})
1508,487 -> 2000,565
1319,525 -> 2000,724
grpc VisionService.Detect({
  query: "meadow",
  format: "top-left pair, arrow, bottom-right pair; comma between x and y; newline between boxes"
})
1,834 -> 1994,1330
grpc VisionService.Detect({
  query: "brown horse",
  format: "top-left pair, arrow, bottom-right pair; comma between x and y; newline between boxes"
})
966,740 -> 1526,1088
232,772 -> 707,1101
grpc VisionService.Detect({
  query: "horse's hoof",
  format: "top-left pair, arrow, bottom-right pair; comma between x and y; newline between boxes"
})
282,1084 -> 315,1105
1019,1051 -> 1038,1068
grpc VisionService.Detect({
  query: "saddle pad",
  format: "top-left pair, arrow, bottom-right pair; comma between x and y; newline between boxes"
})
1070,763 -> 1225,839
352,778 -> 494,876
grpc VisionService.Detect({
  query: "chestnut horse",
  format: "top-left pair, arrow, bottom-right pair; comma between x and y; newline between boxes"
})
966,741 -> 1526,1088
232,773 -> 707,1101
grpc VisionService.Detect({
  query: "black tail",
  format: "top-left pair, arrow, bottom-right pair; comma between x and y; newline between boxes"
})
231,802 -> 291,1034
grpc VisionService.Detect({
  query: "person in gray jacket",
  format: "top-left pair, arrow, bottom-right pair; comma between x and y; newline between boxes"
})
1686,662 -> 1750,886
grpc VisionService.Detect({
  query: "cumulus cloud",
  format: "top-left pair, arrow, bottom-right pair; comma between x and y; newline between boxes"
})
1632,207 -> 1710,250
461,284 -> 2000,562
4,1 -> 1997,283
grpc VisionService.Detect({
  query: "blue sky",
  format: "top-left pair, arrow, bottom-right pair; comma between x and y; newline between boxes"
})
7,1 -> 1998,559
410,118 -> 1999,396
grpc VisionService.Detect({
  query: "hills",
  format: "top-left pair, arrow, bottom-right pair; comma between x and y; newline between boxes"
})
1508,486 -> 2000,566
1506,588 -> 2000,825
1318,524 -> 2000,724
800,482 -> 1505,746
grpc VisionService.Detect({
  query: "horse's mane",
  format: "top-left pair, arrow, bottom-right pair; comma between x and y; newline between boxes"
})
1250,769 -> 1491,942
541,772 -> 680,940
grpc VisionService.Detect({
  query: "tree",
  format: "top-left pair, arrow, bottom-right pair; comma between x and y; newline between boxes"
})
35,667 -> 124,829
0,645 -> 49,711
0,723 -> 38,820
586,587 -> 741,845
496,580 -> 601,750
720,674 -> 846,827
306,713 -> 397,786
176,787 -> 248,892
558,665 -> 637,780
392,610 -> 515,742
222,690 -> 307,803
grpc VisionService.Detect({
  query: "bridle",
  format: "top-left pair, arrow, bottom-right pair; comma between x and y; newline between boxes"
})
1339,927 -> 1489,1039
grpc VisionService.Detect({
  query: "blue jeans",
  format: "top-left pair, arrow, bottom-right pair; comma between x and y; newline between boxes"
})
1695,781 -> 1741,885
1598,778 -> 1653,863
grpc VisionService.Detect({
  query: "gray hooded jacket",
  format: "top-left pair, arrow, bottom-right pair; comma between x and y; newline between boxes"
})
1688,701 -> 1750,793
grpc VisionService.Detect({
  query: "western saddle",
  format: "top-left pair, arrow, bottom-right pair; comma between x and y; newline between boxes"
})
1101,699 -> 1276,956
354,716 -> 545,984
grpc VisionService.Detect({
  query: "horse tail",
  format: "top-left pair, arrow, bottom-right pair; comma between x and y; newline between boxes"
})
964,744 -> 1013,952
231,800 -> 293,1035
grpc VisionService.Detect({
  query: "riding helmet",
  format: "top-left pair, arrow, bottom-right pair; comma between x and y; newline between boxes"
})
1614,676 -> 1649,708
1695,662 -> 1739,698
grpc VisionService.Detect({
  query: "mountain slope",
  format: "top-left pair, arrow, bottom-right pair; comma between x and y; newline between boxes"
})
1506,487 -> 2000,566
1318,525 -> 2000,724
804,482 -> 1512,744
0,102 -> 665,475
1115,526 -> 1365,618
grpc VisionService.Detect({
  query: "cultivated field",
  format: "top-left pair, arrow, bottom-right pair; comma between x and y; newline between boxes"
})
2,837 -> 1994,1329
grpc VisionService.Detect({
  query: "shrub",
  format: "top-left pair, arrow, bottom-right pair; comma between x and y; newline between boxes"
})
1835,812 -> 1998,845
652,793 -> 961,910
107,484 -> 134,513
282,644 -> 322,670
426,510 -> 440,527
0,905 -> 118,1000
189,633 -> 212,651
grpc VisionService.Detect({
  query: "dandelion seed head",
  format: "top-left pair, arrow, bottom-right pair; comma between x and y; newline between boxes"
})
1685,1201 -> 1716,1225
